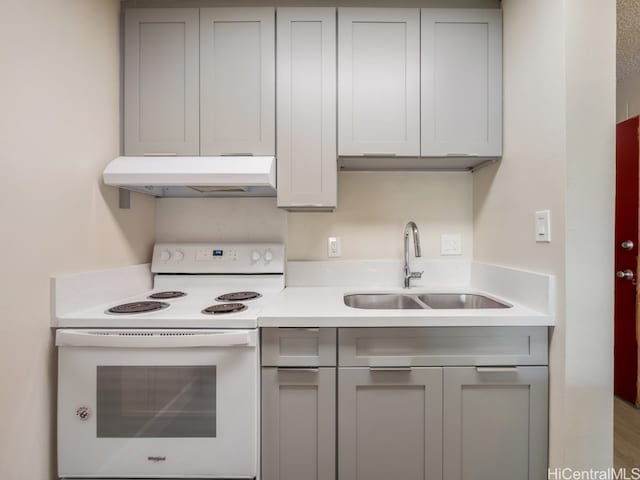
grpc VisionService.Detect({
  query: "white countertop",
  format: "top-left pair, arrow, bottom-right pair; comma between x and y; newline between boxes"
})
258,286 -> 553,327
51,260 -> 555,329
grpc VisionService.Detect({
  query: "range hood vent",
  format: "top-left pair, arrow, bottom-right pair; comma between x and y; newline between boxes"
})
103,156 -> 276,197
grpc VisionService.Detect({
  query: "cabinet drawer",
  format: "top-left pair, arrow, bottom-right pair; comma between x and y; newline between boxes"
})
338,327 -> 548,367
262,328 -> 337,366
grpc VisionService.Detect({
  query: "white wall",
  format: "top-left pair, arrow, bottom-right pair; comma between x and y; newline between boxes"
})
155,172 -> 473,261
473,0 -> 568,465
156,197 -> 287,243
563,0 -> 615,468
474,0 -> 615,469
0,0 -> 156,477
617,71 -> 640,122
288,172 -> 473,260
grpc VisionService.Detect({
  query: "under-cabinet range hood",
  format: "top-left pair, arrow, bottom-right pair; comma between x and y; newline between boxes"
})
103,156 -> 276,197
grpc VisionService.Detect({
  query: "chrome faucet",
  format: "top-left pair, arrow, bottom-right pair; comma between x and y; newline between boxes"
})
403,221 -> 423,288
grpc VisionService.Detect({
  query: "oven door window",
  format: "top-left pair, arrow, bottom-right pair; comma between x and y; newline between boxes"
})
96,366 -> 216,438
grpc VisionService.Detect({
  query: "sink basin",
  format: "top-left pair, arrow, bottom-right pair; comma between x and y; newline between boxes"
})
343,294 -> 423,310
417,293 -> 510,309
343,293 -> 511,310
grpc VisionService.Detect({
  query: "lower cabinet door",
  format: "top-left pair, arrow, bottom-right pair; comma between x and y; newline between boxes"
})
261,367 -> 336,480
443,366 -> 549,480
338,367 -> 443,480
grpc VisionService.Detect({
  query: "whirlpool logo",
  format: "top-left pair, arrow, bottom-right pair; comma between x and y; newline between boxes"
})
147,456 -> 167,463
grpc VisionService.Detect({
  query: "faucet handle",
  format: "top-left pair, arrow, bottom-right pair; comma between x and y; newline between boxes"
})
410,271 -> 423,279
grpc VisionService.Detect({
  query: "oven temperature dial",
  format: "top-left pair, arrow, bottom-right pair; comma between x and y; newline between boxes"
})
251,250 -> 262,264
76,406 -> 91,421
173,250 -> 185,262
264,249 -> 274,264
159,250 -> 171,262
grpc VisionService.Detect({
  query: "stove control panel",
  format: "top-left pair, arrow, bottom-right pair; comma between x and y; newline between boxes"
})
151,243 -> 285,274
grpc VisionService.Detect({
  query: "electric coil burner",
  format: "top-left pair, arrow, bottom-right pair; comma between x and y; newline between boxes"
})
107,301 -> 170,314
202,303 -> 248,315
148,290 -> 187,299
215,291 -> 262,302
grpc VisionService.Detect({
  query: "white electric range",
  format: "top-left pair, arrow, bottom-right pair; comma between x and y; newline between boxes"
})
55,242 -> 284,480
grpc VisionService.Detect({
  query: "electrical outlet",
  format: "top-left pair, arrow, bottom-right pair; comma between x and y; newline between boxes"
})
327,236 -> 341,257
441,234 -> 462,256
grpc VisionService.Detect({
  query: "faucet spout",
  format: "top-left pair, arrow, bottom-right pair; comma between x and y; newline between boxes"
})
403,222 -> 423,288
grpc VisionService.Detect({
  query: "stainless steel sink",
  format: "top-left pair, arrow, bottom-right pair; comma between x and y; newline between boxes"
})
343,293 -> 511,310
417,293 -> 510,309
343,294 -> 423,310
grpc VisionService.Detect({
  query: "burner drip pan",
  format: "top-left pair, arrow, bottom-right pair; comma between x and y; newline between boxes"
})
215,291 -> 262,302
202,303 -> 248,315
149,291 -> 186,300
108,301 -> 170,314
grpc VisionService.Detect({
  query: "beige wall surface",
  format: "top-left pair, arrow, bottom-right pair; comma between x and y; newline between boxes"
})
0,0 -> 155,477
288,171 -> 473,260
473,0 -> 568,465
563,0 -> 615,468
474,0 -> 615,470
156,197 -> 287,243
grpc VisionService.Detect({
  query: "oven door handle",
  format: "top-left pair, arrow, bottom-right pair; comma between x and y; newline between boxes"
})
55,329 -> 257,348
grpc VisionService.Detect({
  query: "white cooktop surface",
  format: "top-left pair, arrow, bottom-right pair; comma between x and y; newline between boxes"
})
57,275 -> 284,328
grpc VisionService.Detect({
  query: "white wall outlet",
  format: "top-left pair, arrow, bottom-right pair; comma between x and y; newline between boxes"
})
327,236 -> 341,257
441,234 -> 462,256
535,210 -> 551,242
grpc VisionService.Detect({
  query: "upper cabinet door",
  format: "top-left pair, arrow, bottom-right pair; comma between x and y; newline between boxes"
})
200,8 -> 275,156
338,8 -> 420,157
277,8 -> 337,210
124,9 -> 199,156
421,9 -> 503,157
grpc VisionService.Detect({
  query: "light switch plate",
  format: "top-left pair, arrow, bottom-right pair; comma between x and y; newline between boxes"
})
535,210 -> 551,242
327,236 -> 341,257
441,234 -> 462,256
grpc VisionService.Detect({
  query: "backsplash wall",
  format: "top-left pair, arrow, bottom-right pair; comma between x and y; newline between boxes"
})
288,171 -> 473,260
155,171 -> 473,261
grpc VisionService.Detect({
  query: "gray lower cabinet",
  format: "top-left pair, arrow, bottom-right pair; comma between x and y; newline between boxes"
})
261,367 -> 336,480
338,367 -> 443,480
261,327 -> 548,480
443,366 -> 549,480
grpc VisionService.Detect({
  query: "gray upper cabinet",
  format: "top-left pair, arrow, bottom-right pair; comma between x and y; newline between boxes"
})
200,8 -> 275,156
262,368 -> 336,480
443,367 -> 548,480
338,8 -> 421,157
338,367 -> 443,480
276,8 -> 337,210
421,9 -> 503,157
124,8 -> 199,156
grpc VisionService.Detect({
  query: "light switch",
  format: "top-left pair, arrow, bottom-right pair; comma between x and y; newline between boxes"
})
535,210 -> 551,242
328,236 -> 341,257
441,234 -> 462,256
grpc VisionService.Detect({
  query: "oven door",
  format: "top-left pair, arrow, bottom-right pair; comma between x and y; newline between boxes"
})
56,329 -> 258,478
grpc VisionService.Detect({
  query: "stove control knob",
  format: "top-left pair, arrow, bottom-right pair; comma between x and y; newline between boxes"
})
264,249 -> 274,264
159,250 -> 171,262
173,250 -> 184,262
76,406 -> 91,421
251,250 -> 262,263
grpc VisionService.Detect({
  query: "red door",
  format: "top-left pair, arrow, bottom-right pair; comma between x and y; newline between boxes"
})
615,116 -> 639,405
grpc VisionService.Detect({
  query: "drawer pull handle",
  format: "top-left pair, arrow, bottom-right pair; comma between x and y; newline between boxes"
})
279,327 -> 319,332
277,367 -> 320,373
369,367 -> 413,372
476,367 -> 518,373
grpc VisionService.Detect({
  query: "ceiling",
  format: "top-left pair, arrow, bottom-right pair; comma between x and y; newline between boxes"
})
618,0 -> 640,80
